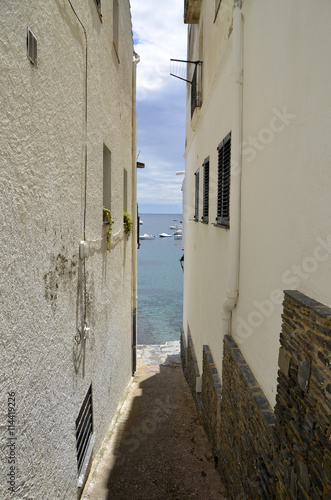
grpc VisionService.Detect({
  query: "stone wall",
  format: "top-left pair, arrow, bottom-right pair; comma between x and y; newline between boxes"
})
219,335 -> 276,499
201,346 -> 222,453
274,290 -> 331,499
181,290 -> 331,499
180,326 -> 187,377
184,329 -> 201,411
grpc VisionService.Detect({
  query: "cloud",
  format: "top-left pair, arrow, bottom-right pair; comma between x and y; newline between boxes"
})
131,0 -> 187,213
131,0 -> 187,100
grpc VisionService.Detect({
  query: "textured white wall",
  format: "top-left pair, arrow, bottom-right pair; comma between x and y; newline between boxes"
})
0,1 -> 135,498
183,0 -> 331,405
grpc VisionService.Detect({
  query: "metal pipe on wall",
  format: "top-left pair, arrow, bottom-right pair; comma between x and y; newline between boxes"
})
222,0 -> 243,335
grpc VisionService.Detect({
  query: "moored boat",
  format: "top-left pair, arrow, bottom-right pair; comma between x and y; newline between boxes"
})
139,233 -> 155,240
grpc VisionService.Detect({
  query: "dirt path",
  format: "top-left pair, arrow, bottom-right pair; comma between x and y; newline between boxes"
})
82,363 -> 227,500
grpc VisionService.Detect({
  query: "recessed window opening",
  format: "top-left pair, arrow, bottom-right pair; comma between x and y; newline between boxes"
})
76,385 -> 94,485
27,27 -> 37,66
103,145 -> 111,212
191,63 -> 202,118
215,0 -> 222,21
216,132 -> 231,228
113,0 -> 119,58
123,168 -> 128,212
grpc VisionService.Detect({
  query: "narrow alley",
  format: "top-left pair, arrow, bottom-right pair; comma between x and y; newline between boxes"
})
82,344 -> 227,499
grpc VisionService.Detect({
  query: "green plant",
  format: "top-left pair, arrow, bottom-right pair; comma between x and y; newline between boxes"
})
123,211 -> 133,236
103,206 -> 113,251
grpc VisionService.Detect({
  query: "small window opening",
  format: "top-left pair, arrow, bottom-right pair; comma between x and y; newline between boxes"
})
27,27 -> 37,66
76,385 -> 94,488
113,0 -> 119,59
103,145 -> 112,213
123,168 -> 128,212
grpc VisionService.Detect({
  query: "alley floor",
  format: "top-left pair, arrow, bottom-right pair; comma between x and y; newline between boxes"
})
82,345 -> 227,500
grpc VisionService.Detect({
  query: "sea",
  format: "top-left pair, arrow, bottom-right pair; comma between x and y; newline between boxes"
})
137,214 -> 183,345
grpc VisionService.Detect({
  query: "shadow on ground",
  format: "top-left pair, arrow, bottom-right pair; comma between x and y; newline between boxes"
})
83,363 -> 227,500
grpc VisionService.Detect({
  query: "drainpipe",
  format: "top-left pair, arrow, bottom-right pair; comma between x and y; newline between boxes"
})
131,51 -> 140,374
222,0 -> 243,335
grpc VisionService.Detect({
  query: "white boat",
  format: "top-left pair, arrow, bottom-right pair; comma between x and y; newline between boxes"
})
169,225 -> 177,230
139,220 -> 143,225
159,233 -> 172,238
174,234 -> 182,240
139,233 -> 155,240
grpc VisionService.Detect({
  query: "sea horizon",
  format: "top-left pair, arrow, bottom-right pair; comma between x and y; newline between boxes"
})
137,213 -> 183,345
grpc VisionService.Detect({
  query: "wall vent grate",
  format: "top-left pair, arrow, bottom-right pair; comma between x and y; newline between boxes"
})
27,27 -> 37,66
76,385 -> 94,479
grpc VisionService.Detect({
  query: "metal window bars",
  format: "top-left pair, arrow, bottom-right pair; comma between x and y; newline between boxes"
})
170,59 -> 203,117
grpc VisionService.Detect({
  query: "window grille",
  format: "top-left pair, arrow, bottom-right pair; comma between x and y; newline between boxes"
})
27,28 -> 37,66
216,132 -> 231,228
76,385 -> 94,481
202,158 -> 209,223
170,59 -> 202,119
194,169 -> 200,221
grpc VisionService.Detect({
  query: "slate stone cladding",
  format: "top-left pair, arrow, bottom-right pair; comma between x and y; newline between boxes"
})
201,345 -> 222,452
181,290 -> 331,499
180,325 -> 187,377
219,335 -> 277,499
184,329 -> 201,410
274,290 -> 331,499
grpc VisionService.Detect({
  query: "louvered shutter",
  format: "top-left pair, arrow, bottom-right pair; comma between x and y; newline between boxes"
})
202,158 -> 209,223
194,169 -> 200,221
216,132 -> 231,227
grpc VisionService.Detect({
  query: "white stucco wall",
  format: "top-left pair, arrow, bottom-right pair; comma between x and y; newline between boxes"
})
0,1 -> 136,498
183,0 -> 331,405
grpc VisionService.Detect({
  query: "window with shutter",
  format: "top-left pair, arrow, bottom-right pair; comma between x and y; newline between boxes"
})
216,132 -> 231,228
202,157 -> 209,223
194,169 -> 200,221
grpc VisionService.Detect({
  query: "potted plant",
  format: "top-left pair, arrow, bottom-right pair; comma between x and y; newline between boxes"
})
123,211 -> 133,236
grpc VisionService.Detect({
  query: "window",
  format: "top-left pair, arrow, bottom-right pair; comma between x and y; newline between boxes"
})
113,0 -> 119,58
76,385 -> 94,487
94,0 -> 102,22
123,168 -> 128,212
202,157 -> 209,223
103,145 -> 111,211
216,132 -> 231,228
27,27 -> 37,66
215,0 -> 222,21
194,169 -> 200,221
191,63 -> 202,118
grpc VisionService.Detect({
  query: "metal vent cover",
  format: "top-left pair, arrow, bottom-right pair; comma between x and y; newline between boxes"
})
76,385 -> 94,484
27,27 -> 37,66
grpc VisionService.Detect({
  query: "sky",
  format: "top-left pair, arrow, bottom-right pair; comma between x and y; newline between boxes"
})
130,0 -> 188,214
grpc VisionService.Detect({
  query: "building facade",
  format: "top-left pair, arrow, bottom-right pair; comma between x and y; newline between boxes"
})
181,0 -> 331,497
0,1 -> 138,498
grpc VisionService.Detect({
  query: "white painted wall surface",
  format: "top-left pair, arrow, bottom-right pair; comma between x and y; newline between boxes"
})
183,0 -> 331,405
0,1 -> 136,498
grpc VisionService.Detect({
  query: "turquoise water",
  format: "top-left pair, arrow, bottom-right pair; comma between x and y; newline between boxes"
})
137,214 -> 183,344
